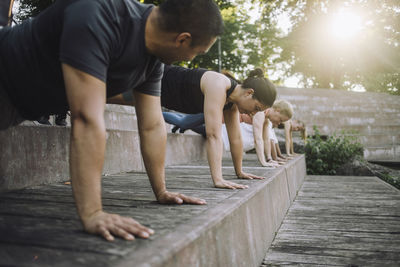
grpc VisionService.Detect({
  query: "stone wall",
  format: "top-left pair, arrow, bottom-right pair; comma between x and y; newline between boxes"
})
276,87 -> 400,161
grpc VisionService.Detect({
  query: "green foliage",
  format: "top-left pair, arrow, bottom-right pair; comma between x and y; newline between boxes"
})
13,0 -> 280,77
261,0 -> 400,94
184,1 -> 275,76
14,0 -> 54,22
378,173 -> 400,190
305,126 -> 364,175
14,0 -> 399,94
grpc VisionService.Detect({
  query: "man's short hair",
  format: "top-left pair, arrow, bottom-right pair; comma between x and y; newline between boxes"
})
158,0 -> 224,46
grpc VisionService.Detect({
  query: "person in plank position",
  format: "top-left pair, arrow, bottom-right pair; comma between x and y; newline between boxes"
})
109,66 -> 277,189
0,0 -> 223,241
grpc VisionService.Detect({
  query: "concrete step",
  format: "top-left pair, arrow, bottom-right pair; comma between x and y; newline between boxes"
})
334,124 -> 400,135
306,122 -> 400,136
292,109 -> 400,122
0,125 -> 206,192
278,87 -> 400,108
287,100 -> 400,111
303,117 -> 399,129
0,154 -> 306,267
277,87 -> 400,162
364,146 -> 400,161
21,104 -> 139,131
358,134 -> 400,147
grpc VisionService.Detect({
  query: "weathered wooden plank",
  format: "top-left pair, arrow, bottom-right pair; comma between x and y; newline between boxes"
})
294,198 -> 400,207
264,252 -> 360,265
264,251 -> 400,266
262,263 -> 341,267
267,244 -> 400,260
304,175 -> 380,182
282,216 -> 400,230
299,186 -> 397,194
286,203 -> 400,216
276,228 -> 399,240
298,192 -> 400,200
0,187 -> 236,204
0,243 -> 119,267
263,175 -> 400,266
271,233 -> 400,252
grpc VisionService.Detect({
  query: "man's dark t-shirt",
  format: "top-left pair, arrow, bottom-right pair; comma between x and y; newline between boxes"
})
0,0 -> 163,120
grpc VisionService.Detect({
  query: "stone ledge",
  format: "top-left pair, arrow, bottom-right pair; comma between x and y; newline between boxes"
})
116,155 -> 306,267
0,154 -> 305,267
0,125 -> 206,192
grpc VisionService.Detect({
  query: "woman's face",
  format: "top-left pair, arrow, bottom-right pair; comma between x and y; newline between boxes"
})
236,90 -> 268,116
291,120 -> 304,131
268,108 -> 290,127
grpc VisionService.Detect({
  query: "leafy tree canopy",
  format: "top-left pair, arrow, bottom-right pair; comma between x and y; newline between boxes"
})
258,0 -> 400,94
13,0 -> 399,94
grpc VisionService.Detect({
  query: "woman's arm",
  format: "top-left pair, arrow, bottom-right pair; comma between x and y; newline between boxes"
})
284,120 -> 292,156
252,112 -> 269,166
225,108 -> 264,179
263,119 -> 273,161
263,120 -> 280,166
202,72 -> 247,189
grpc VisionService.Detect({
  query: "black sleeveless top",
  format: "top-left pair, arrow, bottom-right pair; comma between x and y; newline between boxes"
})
161,65 -> 237,114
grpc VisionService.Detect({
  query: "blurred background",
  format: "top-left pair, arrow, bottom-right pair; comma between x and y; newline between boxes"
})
12,0 -> 400,94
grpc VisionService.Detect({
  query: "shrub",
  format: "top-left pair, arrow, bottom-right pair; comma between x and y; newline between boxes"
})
305,126 -> 364,175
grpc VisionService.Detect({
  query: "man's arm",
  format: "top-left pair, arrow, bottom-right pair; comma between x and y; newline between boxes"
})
133,91 -> 205,204
62,64 -> 153,241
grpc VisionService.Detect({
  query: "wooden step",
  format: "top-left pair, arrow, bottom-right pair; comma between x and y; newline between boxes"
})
0,154 -> 306,267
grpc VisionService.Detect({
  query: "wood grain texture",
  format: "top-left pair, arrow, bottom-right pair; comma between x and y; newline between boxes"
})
262,175 -> 400,267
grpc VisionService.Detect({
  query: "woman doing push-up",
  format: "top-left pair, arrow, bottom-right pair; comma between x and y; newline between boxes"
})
109,65 -> 277,189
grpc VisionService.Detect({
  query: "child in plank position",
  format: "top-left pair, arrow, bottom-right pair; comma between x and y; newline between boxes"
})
222,100 -> 293,167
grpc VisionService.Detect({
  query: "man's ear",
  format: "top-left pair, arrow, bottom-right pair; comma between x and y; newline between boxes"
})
175,32 -> 192,47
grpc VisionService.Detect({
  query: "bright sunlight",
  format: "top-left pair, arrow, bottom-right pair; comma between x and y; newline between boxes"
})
330,10 -> 362,40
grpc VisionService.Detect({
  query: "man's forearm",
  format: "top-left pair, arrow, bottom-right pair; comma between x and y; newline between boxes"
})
70,118 -> 105,222
139,119 -> 167,198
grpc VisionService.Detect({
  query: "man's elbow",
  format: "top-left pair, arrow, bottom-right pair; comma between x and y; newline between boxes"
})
139,118 -> 165,134
205,130 -> 220,141
70,110 -> 104,129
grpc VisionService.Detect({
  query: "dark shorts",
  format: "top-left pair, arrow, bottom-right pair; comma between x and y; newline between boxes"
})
0,82 -> 25,130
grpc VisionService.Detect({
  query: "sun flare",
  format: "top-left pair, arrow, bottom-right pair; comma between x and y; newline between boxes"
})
330,10 -> 362,40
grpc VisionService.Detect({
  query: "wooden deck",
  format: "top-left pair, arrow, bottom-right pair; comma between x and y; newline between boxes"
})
0,154 -> 305,267
262,175 -> 400,266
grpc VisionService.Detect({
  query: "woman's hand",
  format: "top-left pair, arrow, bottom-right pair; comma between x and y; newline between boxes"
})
214,179 -> 248,189
269,159 -> 283,166
261,162 -> 278,168
237,171 -> 265,180
157,191 -> 206,205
